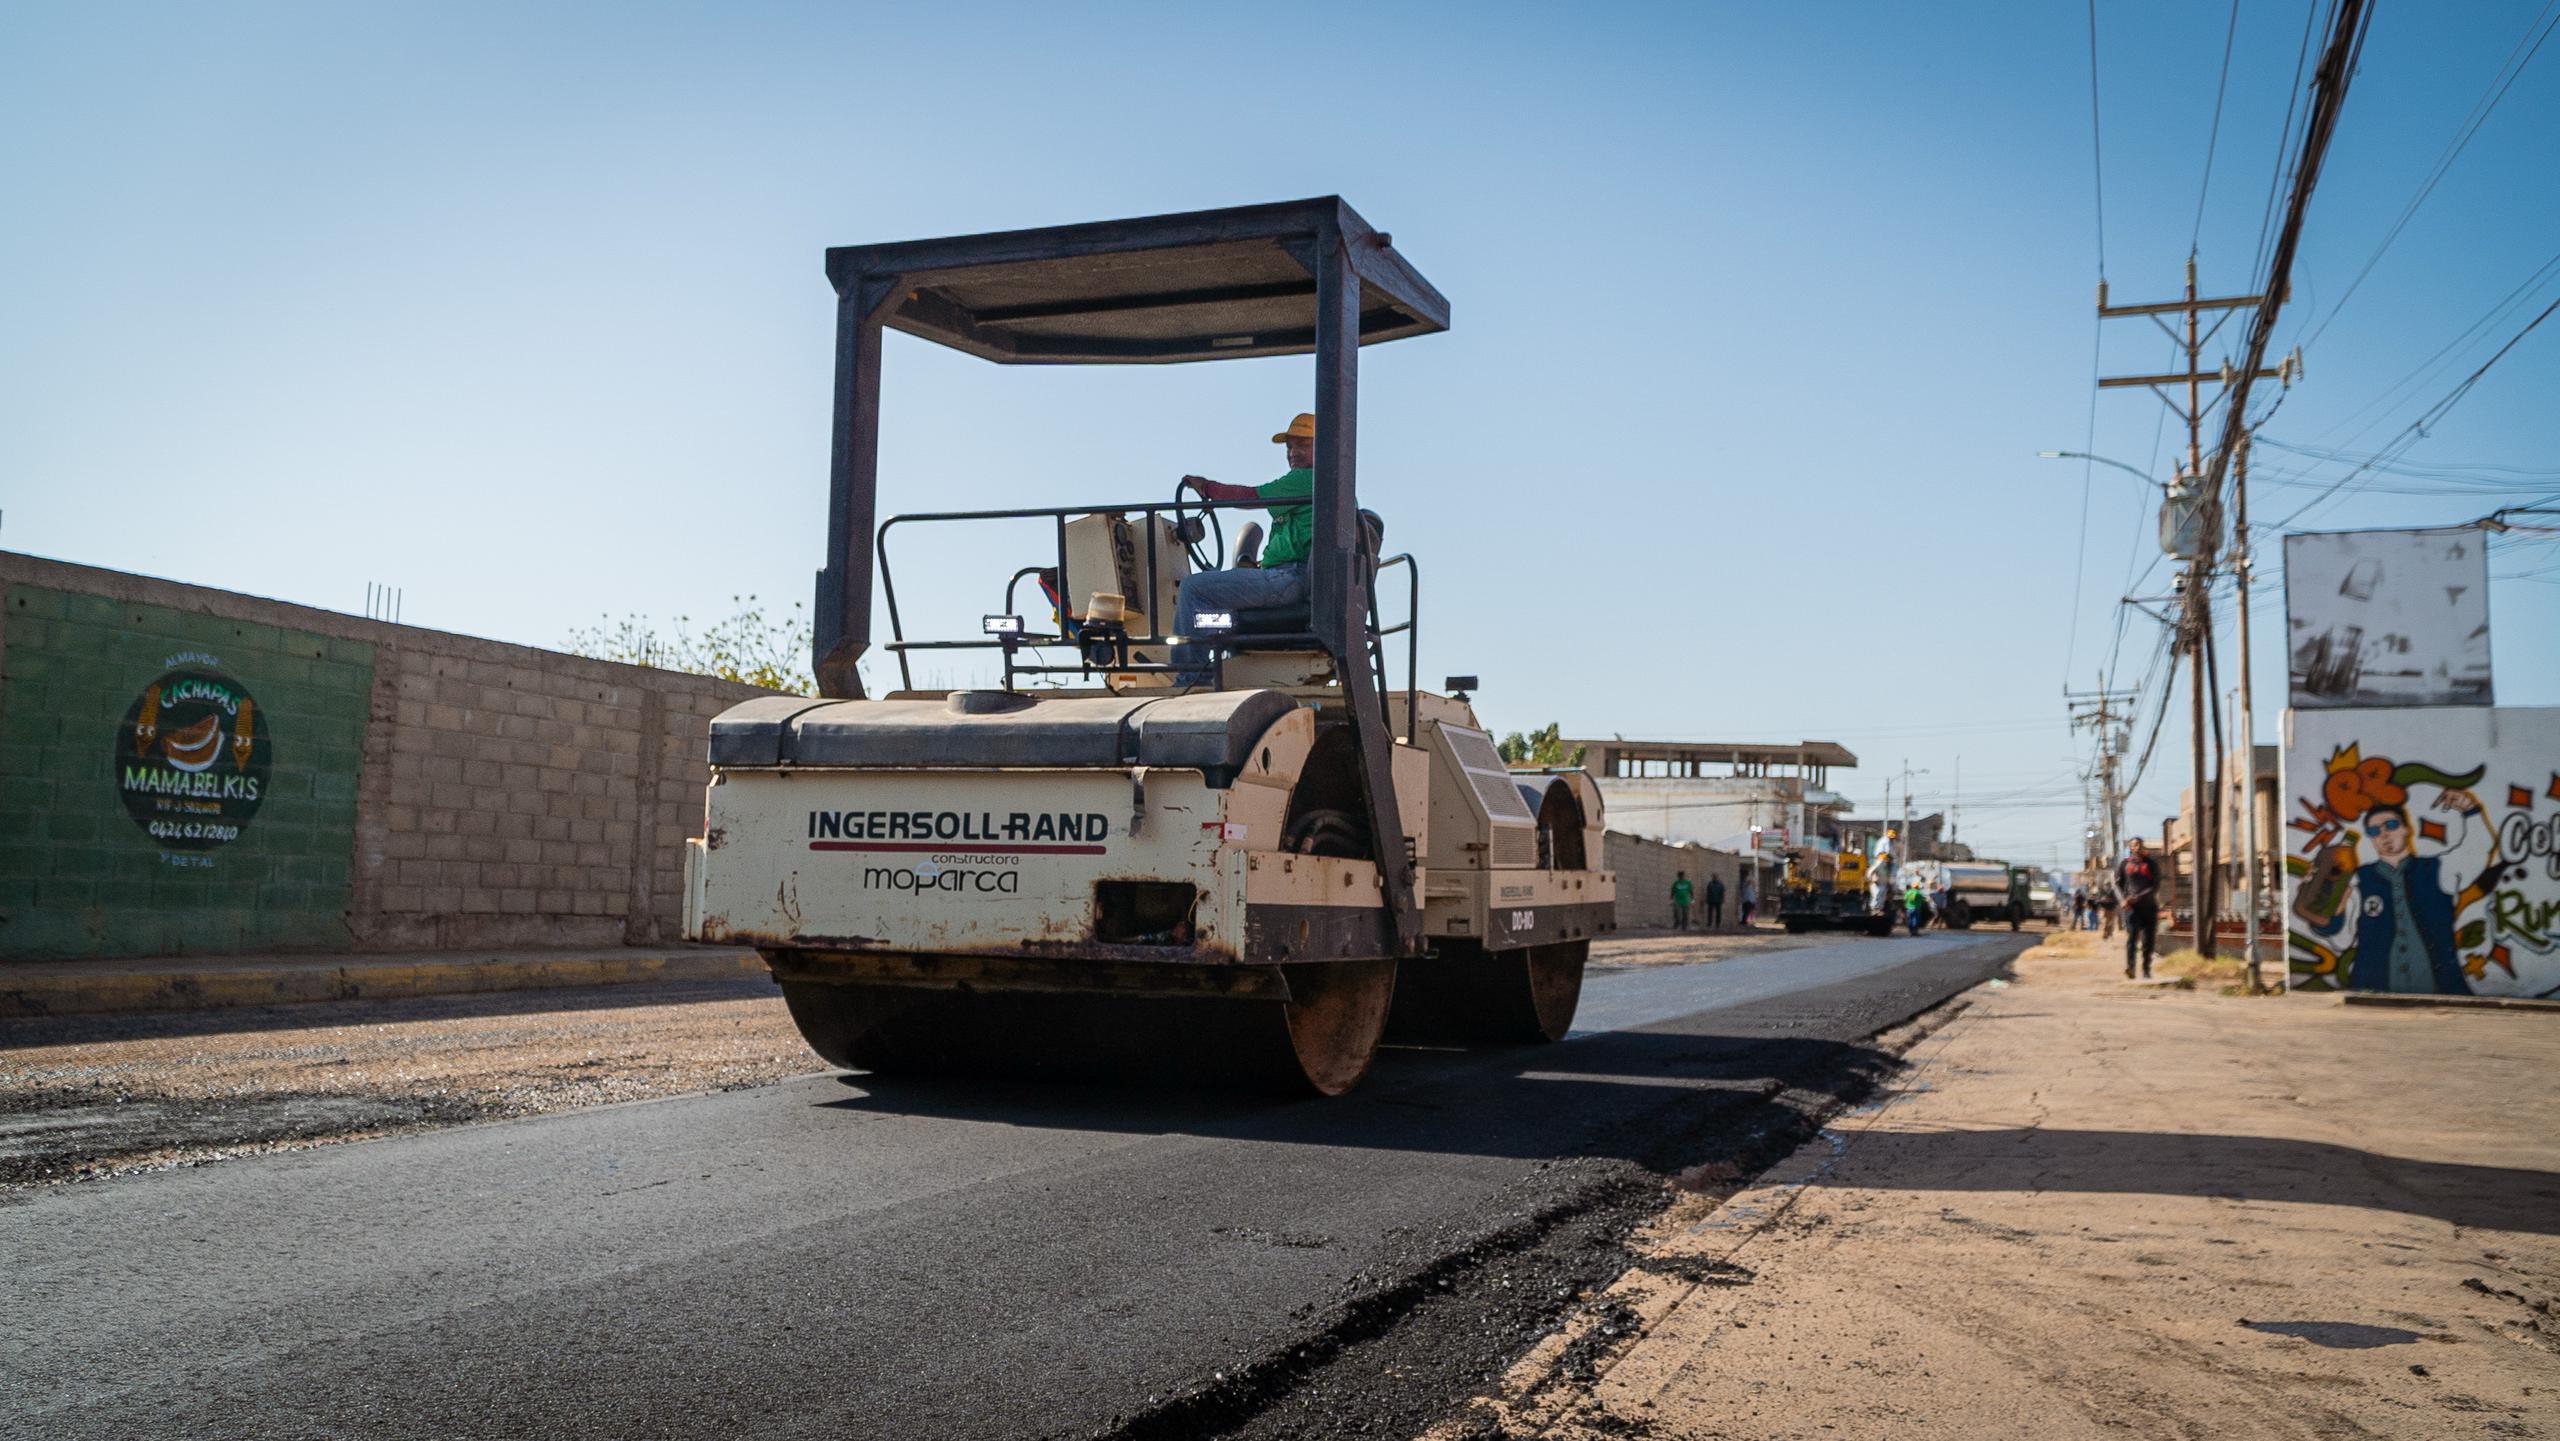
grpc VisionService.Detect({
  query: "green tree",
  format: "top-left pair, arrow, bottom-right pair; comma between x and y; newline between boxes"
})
1496,722 -> 1584,769
566,595 -> 816,694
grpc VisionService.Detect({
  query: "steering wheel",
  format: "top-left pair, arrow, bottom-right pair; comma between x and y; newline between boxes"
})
1173,478 -> 1226,572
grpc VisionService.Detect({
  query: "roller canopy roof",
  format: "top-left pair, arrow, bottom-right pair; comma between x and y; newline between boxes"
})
824,197 -> 1449,364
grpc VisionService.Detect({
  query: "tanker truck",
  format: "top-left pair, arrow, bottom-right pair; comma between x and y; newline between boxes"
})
1906,860 -> 2030,930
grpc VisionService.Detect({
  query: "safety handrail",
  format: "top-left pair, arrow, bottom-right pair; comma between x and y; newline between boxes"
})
872,496 -> 1418,709
1368,553 -> 1419,739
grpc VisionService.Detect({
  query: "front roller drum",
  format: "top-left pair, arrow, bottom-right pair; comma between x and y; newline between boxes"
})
778,958 -> 1397,1097
1380,939 -> 1587,1046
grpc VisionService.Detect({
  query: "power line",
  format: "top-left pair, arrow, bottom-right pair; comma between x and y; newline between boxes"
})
2063,322 -> 2102,685
2198,0 -> 2372,521
2273,289 -> 2560,529
2251,0 -> 2325,281
2260,434 -> 2560,480
2300,0 -> 2560,352
2302,246 -> 2560,456
2192,0 -> 2244,255
2086,0 -> 2109,279
2056,0 -> 2113,688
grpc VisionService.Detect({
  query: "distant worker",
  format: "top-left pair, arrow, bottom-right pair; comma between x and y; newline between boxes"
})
2098,885 -> 2118,939
1670,870 -> 1694,930
2115,838 -> 2163,979
1703,873 -> 1727,928
1171,413 -> 1321,681
1738,874 -> 1757,927
1902,881 -> 1926,936
1928,877 -> 1950,929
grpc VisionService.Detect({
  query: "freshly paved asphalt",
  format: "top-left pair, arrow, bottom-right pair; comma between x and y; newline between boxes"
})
0,932 -> 2022,1441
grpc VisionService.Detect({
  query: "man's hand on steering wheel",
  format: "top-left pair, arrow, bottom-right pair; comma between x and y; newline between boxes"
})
1173,476 -> 1229,571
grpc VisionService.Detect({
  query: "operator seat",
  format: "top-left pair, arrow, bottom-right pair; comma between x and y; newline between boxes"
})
1222,510 -> 1386,643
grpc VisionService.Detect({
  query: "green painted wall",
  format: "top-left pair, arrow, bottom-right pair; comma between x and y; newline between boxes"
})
0,585 -> 375,960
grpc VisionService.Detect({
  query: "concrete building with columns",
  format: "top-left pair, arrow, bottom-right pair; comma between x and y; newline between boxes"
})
1565,738 -> 1858,863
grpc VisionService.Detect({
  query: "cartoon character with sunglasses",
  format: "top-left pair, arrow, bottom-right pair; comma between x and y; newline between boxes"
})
2308,788 -> 2505,994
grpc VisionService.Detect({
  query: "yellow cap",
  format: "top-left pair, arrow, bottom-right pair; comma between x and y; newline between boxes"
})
1271,412 -> 1316,443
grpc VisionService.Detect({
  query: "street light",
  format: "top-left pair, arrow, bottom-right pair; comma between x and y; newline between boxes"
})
2038,450 -> 2164,489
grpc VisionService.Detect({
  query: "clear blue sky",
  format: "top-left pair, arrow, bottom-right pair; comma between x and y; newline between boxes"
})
5,0 -> 2555,868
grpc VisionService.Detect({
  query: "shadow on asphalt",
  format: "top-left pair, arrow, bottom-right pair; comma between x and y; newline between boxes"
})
0,975 -> 781,1049
818,1023 -> 1905,1172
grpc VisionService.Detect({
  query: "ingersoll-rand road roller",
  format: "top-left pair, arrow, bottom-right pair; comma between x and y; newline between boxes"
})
681,200 -> 1616,1095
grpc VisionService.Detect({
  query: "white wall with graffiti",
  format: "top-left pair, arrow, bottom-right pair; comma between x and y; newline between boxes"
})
2283,706 -> 2560,997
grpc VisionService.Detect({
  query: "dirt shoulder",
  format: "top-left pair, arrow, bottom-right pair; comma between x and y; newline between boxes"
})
0,976 -> 813,1189
1437,931 -> 2560,1439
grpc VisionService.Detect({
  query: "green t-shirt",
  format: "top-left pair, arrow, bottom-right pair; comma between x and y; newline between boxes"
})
1671,877 -> 1694,905
1256,467 -> 1314,568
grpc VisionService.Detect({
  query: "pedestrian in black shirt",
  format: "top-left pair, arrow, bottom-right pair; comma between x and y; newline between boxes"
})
2115,839 -> 2163,979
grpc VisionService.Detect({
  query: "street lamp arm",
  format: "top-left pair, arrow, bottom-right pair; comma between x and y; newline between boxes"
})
2038,450 -> 2163,489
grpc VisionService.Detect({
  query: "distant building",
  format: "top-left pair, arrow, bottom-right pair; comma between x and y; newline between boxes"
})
2165,744 -> 2281,923
1568,739 -> 1856,862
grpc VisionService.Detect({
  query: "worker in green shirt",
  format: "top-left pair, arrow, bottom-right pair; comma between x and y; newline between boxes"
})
1671,871 -> 1694,930
1170,413 -> 1320,680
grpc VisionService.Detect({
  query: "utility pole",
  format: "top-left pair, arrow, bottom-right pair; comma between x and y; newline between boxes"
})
1899,760 -> 1927,865
2067,679 -> 2137,884
1903,764 -> 1915,865
1880,777 -> 1892,859
2095,260 -> 2292,958
2233,431 -> 2263,989
2173,0 -> 2369,957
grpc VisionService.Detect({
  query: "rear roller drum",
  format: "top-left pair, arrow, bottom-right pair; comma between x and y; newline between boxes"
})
776,958 -> 1397,1097
1381,939 -> 1586,1046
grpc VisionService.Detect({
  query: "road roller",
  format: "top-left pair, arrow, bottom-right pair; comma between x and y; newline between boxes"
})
680,198 -> 1616,1094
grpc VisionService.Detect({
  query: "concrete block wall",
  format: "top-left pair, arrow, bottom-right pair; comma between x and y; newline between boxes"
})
1,552 -> 773,961
1604,831 -> 1753,930
355,649 -> 753,949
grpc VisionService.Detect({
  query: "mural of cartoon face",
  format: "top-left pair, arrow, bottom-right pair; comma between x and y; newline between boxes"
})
2364,806 -> 2411,863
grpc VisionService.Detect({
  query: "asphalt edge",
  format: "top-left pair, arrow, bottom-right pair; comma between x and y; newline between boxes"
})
1418,943 -> 2019,1440
0,949 -> 767,1020
1081,934 -> 2029,1441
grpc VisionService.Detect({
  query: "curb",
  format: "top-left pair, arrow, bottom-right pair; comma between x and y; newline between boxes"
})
2338,991 -> 2560,1014
0,948 -> 769,1021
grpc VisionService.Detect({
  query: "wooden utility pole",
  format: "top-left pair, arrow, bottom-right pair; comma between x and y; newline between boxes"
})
2067,679 -> 2137,883
2094,261 -> 2289,957
2233,432 -> 2263,988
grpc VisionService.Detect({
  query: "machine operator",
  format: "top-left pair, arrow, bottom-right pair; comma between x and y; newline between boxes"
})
1169,412 -> 1319,679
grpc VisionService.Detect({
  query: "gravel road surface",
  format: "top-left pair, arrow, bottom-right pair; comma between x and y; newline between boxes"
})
1,931 -> 2024,1441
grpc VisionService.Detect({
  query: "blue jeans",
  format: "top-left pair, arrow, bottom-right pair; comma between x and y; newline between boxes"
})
1170,563 -> 1307,681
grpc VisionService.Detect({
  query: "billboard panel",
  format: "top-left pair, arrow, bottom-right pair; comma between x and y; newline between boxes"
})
2281,706 -> 2560,998
2283,526 -> 2492,709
